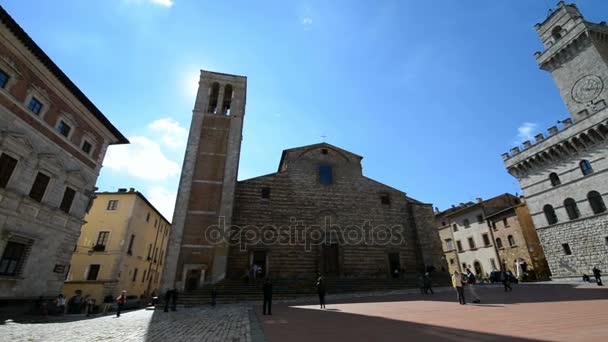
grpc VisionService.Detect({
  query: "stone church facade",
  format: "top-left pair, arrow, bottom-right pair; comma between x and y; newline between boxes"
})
162,70 -> 445,291
503,2 -> 608,280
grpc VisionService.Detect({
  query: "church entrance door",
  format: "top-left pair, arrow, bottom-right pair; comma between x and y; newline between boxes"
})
252,251 -> 267,278
322,243 -> 339,276
388,253 -> 401,278
185,269 -> 201,291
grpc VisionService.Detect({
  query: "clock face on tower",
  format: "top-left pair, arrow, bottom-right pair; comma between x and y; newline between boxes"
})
571,75 -> 604,103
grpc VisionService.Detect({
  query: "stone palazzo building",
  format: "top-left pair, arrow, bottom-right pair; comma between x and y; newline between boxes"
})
162,70 -> 445,291
503,2 -> 608,279
0,6 -> 127,309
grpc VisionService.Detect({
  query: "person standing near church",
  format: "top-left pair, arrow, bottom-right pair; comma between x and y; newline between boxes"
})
452,271 -> 465,305
116,290 -> 126,318
163,288 -> 172,313
316,276 -> 326,309
593,267 -> 603,286
171,288 -> 178,311
465,269 -> 480,303
263,277 -> 272,315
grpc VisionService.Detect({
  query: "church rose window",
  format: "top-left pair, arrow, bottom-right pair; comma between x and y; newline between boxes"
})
319,166 -> 333,185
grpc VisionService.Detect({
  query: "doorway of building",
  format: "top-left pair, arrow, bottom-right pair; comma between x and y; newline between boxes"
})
473,261 -> 483,276
388,253 -> 401,278
185,269 -> 201,291
322,243 -> 339,275
251,251 -> 267,279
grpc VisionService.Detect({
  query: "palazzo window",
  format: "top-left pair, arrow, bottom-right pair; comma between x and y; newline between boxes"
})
0,68 -> 9,88
0,153 -> 18,188
0,241 -> 27,276
56,120 -> 72,138
580,160 -> 593,176
588,191 -> 606,214
29,172 -> 50,203
60,187 -> 76,213
87,264 -> 100,280
28,97 -> 43,115
549,172 -> 561,186
543,204 -> 558,225
564,198 -> 580,220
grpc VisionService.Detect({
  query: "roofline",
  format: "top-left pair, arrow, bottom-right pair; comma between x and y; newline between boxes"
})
0,6 -> 129,145
536,2 -> 577,28
277,142 -> 363,172
95,191 -> 172,224
201,69 -> 247,79
439,193 -> 519,218
484,203 -> 523,220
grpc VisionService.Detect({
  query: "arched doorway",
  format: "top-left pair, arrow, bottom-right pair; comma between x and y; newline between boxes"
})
473,261 -> 483,276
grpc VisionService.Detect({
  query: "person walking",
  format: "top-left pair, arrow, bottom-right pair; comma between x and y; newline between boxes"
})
211,287 -> 218,307
116,290 -> 126,317
316,276 -> 326,309
171,287 -> 178,311
102,294 -> 113,315
262,277 -> 273,315
593,267 -> 603,286
452,271 -> 466,305
501,270 -> 512,292
84,295 -> 95,317
465,269 -> 481,303
423,272 -> 434,295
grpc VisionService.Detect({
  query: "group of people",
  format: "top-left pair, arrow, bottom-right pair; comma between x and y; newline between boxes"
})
451,268 -> 492,305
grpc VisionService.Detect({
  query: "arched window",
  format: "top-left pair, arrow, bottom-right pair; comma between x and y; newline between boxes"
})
544,204 -> 558,225
564,198 -> 580,220
552,26 -> 563,40
588,191 -> 606,214
580,160 -> 593,176
496,238 -> 503,249
207,82 -> 220,113
549,172 -> 561,186
222,84 -> 233,115
508,235 -> 516,247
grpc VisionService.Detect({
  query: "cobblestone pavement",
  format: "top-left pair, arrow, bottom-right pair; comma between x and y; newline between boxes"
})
257,283 -> 608,342
0,305 -> 256,342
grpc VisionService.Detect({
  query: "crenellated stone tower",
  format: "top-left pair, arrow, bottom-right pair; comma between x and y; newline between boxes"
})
503,2 -> 608,280
161,70 -> 246,291
535,1 -> 608,120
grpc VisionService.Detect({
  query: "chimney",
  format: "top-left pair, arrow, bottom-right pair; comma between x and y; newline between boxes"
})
476,198 -> 483,203
434,207 -> 440,214
118,188 -> 127,193
129,187 -> 135,193
451,205 -> 456,209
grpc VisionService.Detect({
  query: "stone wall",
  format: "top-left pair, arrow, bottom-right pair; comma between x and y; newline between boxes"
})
537,212 -> 608,279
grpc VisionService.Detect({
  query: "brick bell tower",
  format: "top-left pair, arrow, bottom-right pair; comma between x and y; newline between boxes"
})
162,70 -> 246,290
534,1 -> 608,121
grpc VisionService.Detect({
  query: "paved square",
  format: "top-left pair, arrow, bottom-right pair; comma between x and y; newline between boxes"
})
257,284 -> 608,342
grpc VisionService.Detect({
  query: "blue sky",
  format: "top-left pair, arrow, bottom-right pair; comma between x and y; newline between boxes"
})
4,0 -> 608,219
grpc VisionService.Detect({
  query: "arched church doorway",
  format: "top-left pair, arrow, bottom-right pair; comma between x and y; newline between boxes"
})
473,261 -> 483,276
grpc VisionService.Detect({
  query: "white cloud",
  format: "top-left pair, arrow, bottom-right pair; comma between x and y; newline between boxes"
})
123,0 -> 173,7
148,118 -> 188,148
302,17 -> 313,26
150,0 -> 173,7
147,185 -> 177,220
515,122 -> 538,144
103,136 -> 181,181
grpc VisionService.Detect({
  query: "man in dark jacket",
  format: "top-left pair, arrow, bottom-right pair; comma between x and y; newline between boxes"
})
316,276 -> 326,309
263,278 -> 272,315
163,289 -> 172,313
171,288 -> 178,311
593,267 -> 603,286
